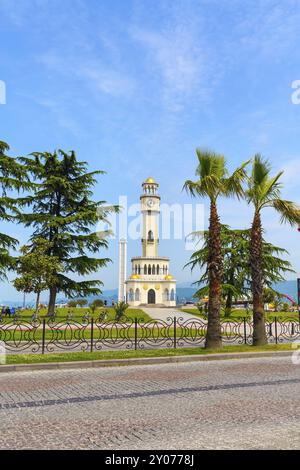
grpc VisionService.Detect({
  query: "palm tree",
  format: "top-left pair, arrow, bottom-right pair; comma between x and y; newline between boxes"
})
246,155 -> 300,345
184,149 -> 249,348
114,301 -> 129,322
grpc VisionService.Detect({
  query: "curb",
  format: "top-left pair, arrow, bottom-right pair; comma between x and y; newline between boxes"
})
0,350 -> 292,373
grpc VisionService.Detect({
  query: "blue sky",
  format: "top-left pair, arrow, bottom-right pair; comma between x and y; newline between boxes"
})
0,0 -> 300,300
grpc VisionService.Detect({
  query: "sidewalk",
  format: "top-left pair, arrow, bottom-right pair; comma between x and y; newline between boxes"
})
143,307 -> 199,322
0,350 -> 292,374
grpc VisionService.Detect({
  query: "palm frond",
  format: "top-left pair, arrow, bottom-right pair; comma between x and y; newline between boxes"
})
252,154 -> 271,185
223,159 -> 250,199
259,171 -> 283,208
195,149 -> 226,180
272,199 -> 300,226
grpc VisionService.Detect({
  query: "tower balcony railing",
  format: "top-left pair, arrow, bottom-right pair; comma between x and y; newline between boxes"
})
131,274 -> 171,281
131,256 -> 169,261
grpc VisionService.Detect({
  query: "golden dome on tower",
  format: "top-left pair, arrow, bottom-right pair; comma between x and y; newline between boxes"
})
165,274 -> 173,280
130,274 -> 140,279
145,177 -> 156,184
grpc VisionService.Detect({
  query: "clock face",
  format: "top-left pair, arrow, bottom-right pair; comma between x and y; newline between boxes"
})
147,199 -> 154,208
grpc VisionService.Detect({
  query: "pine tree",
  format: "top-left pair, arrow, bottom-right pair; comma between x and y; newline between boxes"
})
187,225 -> 294,316
0,141 -> 28,280
19,149 -> 118,317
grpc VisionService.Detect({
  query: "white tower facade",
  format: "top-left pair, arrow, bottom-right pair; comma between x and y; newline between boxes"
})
125,178 -> 176,307
118,238 -> 127,302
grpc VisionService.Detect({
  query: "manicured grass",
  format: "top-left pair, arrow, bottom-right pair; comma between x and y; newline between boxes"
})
181,308 -> 299,320
4,343 -> 292,365
181,308 -> 251,319
0,324 -> 208,342
5,307 -> 151,322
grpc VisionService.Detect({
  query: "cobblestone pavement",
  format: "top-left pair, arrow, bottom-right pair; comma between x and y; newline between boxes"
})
1,356 -> 300,449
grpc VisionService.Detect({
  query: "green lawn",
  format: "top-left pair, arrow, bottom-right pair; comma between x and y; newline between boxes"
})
7,307 -> 151,322
181,308 -> 299,321
3,343 -> 292,365
0,323 -> 208,342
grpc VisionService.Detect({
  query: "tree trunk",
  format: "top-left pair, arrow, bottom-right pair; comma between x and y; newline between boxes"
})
205,202 -> 222,349
224,266 -> 235,317
47,285 -> 57,318
224,291 -> 232,317
250,211 -> 267,345
35,291 -> 40,319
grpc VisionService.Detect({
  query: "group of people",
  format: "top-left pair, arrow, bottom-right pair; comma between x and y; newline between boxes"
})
0,306 -> 17,317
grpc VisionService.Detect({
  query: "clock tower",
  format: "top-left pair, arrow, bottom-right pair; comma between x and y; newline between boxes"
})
124,177 -> 176,307
140,178 -> 160,257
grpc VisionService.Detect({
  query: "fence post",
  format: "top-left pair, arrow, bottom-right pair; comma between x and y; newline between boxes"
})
269,323 -> 272,337
275,317 -> 278,344
42,318 -> 46,355
90,317 -> 94,353
243,317 -> 247,344
134,317 -> 138,351
174,316 -> 177,349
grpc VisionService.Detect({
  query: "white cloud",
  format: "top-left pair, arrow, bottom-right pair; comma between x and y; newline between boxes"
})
80,66 -> 135,97
32,96 -> 85,136
132,28 -> 200,93
280,158 -> 300,192
38,52 -> 136,99
130,9 -> 214,112
233,1 -> 300,61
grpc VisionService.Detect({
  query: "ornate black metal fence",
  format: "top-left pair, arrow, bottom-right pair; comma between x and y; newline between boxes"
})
0,314 -> 300,354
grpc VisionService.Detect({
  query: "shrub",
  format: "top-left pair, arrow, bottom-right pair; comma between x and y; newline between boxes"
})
114,301 -> 129,321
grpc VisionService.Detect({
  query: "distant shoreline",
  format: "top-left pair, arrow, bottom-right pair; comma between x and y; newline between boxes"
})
0,279 -> 298,307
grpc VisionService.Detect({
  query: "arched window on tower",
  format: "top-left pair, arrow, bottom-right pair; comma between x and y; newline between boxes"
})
152,264 -> 155,275
138,265 -> 141,275
129,289 -> 134,302
135,289 -> 140,301
170,289 -> 175,301
148,230 -> 154,241
135,265 -> 138,274
156,264 -> 159,275
148,265 -> 151,275
164,289 -> 170,301
144,265 -> 147,275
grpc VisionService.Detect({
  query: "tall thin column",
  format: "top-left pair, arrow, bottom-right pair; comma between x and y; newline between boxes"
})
118,238 -> 127,302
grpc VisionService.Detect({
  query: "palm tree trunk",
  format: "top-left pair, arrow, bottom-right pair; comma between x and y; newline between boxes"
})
205,202 -> 222,349
47,285 -> 57,318
250,211 -> 267,345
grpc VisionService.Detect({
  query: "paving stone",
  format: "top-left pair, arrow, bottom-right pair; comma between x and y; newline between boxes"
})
0,356 -> 300,449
